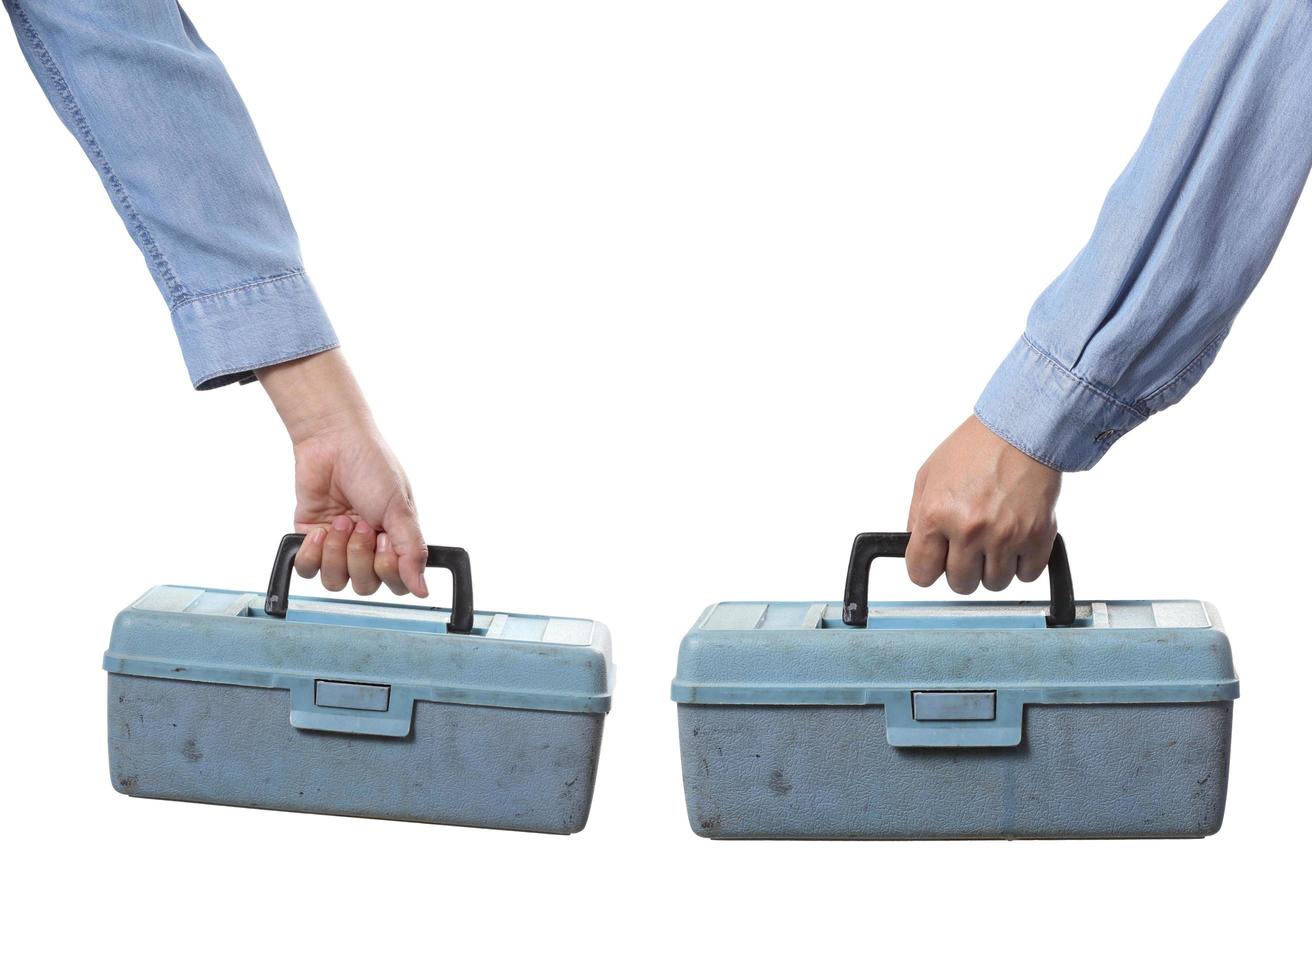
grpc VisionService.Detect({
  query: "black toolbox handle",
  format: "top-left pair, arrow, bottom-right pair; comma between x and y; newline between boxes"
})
264,532 -> 475,634
842,532 -> 1075,628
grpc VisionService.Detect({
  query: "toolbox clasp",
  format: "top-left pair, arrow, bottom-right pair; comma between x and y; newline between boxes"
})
314,680 -> 391,712
912,690 -> 996,721
886,689 -> 1023,748
288,679 -> 414,737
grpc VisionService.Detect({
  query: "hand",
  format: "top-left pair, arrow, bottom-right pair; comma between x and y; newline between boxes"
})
257,350 -> 428,598
906,415 -> 1061,594
288,422 -> 428,597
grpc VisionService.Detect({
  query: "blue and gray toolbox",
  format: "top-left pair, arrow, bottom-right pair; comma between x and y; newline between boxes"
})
672,533 -> 1237,839
105,535 -> 614,833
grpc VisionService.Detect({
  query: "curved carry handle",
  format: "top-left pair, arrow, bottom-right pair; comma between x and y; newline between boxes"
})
841,532 -> 1076,628
264,533 -> 475,634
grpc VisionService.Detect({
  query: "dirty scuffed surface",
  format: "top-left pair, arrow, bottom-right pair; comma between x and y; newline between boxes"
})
110,675 -> 604,833
678,702 -> 1230,839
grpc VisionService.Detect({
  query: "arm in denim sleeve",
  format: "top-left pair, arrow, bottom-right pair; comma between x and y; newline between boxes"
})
5,0 -> 338,389
976,0 -> 1312,471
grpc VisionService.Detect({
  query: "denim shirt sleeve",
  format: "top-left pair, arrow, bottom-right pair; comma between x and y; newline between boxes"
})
5,0 -> 339,389
976,0 -> 1312,471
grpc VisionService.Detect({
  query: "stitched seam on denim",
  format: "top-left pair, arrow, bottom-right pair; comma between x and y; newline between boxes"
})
10,2 -> 187,303
191,340 -> 340,389
170,269 -> 308,312
1135,327 -> 1230,414
972,408 -> 1085,472
1021,333 -> 1149,420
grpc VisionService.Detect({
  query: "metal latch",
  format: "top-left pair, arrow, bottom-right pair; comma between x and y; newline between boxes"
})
912,691 -> 996,721
314,680 -> 391,712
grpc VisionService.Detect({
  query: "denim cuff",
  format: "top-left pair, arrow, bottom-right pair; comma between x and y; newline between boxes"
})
974,335 -> 1148,472
170,271 -> 340,390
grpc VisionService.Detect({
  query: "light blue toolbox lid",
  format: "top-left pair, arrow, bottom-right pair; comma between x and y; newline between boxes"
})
671,599 -> 1238,747
105,586 -> 614,738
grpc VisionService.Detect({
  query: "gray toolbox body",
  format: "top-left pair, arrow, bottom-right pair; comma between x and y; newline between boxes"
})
672,533 -> 1237,840
106,536 -> 613,833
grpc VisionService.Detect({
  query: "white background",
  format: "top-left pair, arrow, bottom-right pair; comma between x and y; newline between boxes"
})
3,1 -> 1307,975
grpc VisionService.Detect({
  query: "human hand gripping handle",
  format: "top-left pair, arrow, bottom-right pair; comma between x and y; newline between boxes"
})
844,531 -> 1075,628
265,534 -> 474,633
906,416 -> 1063,595
256,349 -> 430,599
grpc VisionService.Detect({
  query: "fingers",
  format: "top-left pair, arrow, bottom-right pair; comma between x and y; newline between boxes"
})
982,549 -> 1020,593
319,514 -> 354,591
945,541 -> 985,595
293,518 -> 405,596
293,526 -> 326,579
346,521 -> 381,595
383,499 -> 428,598
905,528 -> 948,587
915,525 -> 1052,595
1017,531 -> 1057,583
374,533 -> 407,596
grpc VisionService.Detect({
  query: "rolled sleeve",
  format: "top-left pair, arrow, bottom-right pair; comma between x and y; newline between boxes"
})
974,335 -> 1148,472
8,0 -> 340,390
171,271 -> 339,389
976,1 -> 1312,471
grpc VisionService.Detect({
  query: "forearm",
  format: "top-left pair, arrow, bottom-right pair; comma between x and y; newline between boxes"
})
257,349 -> 373,446
977,0 -> 1312,471
6,0 -> 338,388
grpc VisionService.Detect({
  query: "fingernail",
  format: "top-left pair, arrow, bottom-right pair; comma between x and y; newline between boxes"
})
417,573 -> 429,598
377,533 -> 389,553
332,515 -> 352,532
354,520 -> 371,535
310,526 -> 326,544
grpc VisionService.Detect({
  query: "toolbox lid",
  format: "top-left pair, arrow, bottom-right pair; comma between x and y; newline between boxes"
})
671,599 -> 1238,711
105,586 -> 614,733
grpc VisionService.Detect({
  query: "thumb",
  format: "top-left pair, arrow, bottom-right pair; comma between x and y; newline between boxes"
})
383,499 -> 428,598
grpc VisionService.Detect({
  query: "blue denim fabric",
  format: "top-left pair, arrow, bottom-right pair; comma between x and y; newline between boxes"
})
977,0 -> 1312,471
6,0 -> 338,389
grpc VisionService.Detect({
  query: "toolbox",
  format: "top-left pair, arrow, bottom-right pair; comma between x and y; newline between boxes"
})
106,535 -> 614,833
672,533 -> 1237,839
